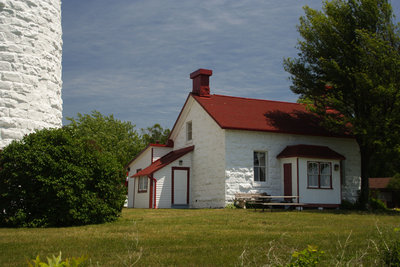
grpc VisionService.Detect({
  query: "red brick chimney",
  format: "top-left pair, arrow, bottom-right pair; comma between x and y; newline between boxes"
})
190,69 -> 212,97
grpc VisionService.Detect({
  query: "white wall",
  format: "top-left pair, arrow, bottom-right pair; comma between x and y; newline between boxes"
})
298,158 -> 341,204
0,0 -> 63,148
153,152 -> 192,208
127,148 -> 152,177
152,146 -> 172,161
171,97 -> 226,208
127,177 -> 135,208
133,177 -> 150,208
225,130 -> 361,204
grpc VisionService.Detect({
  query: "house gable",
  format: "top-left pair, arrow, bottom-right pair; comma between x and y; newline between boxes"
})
128,68 -> 361,209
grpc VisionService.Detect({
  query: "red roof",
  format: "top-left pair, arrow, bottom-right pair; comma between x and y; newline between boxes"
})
192,94 -> 350,137
277,144 -> 345,160
132,146 -> 194,177
369,178 -> 391,189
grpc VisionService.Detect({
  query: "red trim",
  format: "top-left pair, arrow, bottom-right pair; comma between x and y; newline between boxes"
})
171,167 -> 190,205
283,163 -> 292,198
149,143 -> 171,147
151,175 -> 157,209
277,144 -> 346,160
296,158 -> 299,203
133,146 -> 194,177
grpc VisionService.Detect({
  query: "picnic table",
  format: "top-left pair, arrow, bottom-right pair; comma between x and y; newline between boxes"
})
234,193 -> 304,211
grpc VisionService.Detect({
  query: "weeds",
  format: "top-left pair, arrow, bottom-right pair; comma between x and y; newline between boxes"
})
117,220 -> 143,267
237,224 -> 400,266
27,252 -> 88,267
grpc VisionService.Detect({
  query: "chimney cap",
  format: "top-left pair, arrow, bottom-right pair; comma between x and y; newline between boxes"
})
190,69 -> 212,79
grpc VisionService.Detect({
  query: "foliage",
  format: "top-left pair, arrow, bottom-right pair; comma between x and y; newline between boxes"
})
140,123 -> 171,145
224,203 -> 237,209
388,173 -> 400,191
379,228 -> 400,267
369,197 -> 388,211
0,127 -> 126,227
66,111 -> 143,167
383,239 -> 400,266
340,199 -> 358,210
284,0 -> 400,207
287,245 -> 324,267
28,252 -> 88,267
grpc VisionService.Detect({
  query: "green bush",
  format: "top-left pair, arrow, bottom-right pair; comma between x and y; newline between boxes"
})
28,252 -> 88,267
370,197 -> 388,211
287,245 -> 324,267
0,127 -> 126,227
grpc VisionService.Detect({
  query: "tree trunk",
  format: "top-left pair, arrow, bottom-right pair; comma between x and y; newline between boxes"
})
358,142 -> 371,209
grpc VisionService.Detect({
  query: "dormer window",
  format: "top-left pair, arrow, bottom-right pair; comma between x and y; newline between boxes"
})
186,121 -> 192,141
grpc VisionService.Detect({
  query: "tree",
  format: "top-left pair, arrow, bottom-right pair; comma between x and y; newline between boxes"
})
140,123 -> 171,145
284,0 -> 400,208
0,128 -> 126,227
66,111 -> 144,167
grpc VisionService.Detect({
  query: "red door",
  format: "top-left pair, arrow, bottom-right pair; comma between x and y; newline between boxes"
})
283,163 -> 292,199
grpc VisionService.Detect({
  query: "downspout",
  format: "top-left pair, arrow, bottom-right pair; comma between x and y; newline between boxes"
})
149,174 -> 157,209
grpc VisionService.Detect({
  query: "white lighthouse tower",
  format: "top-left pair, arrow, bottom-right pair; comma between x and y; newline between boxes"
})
0,0 -> 63,148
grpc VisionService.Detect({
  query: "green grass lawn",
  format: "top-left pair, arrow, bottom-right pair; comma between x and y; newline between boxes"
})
1,208 -> 399,266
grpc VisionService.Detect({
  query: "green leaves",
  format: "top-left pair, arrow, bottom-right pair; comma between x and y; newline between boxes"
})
0,127 -> 125,227
66,111 -> 143,168
284,0 -> 400,206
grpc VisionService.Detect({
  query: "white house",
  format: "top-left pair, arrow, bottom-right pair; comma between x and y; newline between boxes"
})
127,69 -> 361,209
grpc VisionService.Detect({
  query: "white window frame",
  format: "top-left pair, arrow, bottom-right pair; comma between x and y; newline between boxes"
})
138,176 -> 148,193
254,151 -> 267,182
186,121 -> 192,141
307,161 -> 332,189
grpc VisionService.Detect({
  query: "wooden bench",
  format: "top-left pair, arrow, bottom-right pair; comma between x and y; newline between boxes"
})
234,193 -> 269,209
235,194 -> 304,211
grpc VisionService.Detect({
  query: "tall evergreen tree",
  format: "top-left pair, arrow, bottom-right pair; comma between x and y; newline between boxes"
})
284,0 -> 400,208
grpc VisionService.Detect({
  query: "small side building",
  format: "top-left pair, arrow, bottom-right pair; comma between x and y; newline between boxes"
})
369,177 -> 399,208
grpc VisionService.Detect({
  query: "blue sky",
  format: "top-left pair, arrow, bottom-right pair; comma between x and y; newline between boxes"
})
61,0 -> 400,130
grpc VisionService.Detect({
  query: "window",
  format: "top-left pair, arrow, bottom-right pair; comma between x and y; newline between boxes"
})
186,121 -> 192,141
138,177 -> 148,192
307,162 -> 332,189
254,151 -> 267,182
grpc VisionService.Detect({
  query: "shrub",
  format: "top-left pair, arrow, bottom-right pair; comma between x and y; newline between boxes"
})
225,203 -> 237,209
370,197 -> 387,211
287,245 -> 324,267
28,252 -> 88,267
0,127 -> 126,227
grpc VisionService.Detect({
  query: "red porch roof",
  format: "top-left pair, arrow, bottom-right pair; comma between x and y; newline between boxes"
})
132,146 -> 194,177
192,94 -> 350,137
277,144 -> 345,160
